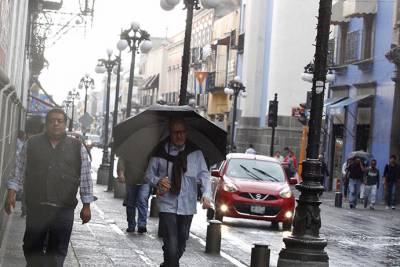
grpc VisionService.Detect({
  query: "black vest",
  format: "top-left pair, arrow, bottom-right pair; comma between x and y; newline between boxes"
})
25,134 -> 82,209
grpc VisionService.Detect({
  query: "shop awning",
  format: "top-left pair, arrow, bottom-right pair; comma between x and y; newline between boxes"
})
328,94 -> 374,112
331,0 -> 349,25
140,74 -> 159,90
324,96 -> 348,107
343,0 -> 377,18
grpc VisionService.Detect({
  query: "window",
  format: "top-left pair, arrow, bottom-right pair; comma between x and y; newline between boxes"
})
337,23 -> 349,64
226,159 -> 285,182
362,15 -> 375,59
345,30 -> 361,63
328,38 -> 335,66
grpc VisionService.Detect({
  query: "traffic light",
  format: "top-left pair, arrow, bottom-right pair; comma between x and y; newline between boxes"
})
298,103 -> 307,126
268,99 -> 278,128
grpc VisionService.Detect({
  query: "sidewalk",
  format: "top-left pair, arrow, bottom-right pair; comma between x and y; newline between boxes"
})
0,181 -> 237,266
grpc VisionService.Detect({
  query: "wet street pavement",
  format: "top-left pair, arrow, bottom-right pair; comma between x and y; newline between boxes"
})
1,148 -> 400,266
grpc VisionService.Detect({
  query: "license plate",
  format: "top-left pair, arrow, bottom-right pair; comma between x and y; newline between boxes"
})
250,205 -> 265,214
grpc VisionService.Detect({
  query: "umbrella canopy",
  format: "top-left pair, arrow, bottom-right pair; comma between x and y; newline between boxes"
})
113,105 -> 227,175
347,150 -> 373,165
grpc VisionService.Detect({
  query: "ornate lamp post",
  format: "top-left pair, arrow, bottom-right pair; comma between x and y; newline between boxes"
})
224,76 -> 246,152
106,39 -> 127,191
119,22 -> 152,118
67,89 -> 80,132
160,0 -> 218,106
78,73 -> 95,114
277,0 -> 332,266
95,49 -> 120,185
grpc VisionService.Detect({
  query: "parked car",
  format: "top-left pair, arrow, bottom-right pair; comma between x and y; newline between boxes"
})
210,153 -> 295,230
86,134 -> 102,148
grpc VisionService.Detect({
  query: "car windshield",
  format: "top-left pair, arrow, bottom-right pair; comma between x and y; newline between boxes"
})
226,158 -> 285,182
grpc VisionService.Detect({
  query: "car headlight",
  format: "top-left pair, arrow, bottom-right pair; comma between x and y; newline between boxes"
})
279,185 -> 292,198
223,181 -> 237,192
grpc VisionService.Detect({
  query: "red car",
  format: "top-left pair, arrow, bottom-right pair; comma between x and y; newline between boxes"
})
210,153 -> 295,230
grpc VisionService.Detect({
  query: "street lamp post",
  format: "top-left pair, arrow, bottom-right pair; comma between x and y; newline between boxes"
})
160,0 -> 218,106
78,73 -> 95,114
67,89 -> 79,132
224,76 -> 246,152
119,23 -> 152,118
107,39 -> 127,192
277,0 -> 332,266
95,49 -> 120,186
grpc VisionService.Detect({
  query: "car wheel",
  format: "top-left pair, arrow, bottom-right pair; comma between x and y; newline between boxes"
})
282,220 -> 292,231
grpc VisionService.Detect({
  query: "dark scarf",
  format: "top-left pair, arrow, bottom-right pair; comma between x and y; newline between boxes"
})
152,139 -> 199,195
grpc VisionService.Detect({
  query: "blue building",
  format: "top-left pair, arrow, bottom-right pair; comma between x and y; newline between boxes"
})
326,0 -> 398,198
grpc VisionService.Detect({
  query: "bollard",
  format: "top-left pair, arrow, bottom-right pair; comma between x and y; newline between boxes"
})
149,196 -> 159,217
335,192 -> 342,208
250,243 -> 270,267
97,164 -> 110,185
113,180 -> 126,199
205,220 -> 222,254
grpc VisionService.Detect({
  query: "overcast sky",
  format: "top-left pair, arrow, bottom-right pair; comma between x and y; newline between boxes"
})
40,0 -> 186,104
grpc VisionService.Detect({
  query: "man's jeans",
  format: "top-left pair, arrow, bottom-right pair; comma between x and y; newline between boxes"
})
23,205 -> 74,267
159,212 -> 193,267
387,182 -> 397,207
349,178 -> 361,206
126,183 -> 150,229
363,184 -> 377,205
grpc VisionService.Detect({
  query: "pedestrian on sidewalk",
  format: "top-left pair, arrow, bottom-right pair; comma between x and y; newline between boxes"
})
145,117 -> 212,267
342,158 -> 352,200
117,157 -> 150,233
283,147 -> 298,178
363,159 -> 380,210
4,108 -> 94,267
383,155 -> 400,210
319,154 -> 329,190
347,157 -> 365,209
245,144 -> 256,155
274,151 -> 284,163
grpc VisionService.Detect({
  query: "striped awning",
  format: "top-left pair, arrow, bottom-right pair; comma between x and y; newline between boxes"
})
343,0 -> 377,18
140,74 -> 159,91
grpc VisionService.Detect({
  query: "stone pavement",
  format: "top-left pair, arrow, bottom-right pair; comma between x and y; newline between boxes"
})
0,181 -> 239,267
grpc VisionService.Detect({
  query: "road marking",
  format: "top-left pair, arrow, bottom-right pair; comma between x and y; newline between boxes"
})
91,202 -> 155,266
189,233 -> 248,267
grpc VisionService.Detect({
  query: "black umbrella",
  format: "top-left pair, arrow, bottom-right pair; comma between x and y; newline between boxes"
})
347,150 -> 373,165
113,105 -> 227,175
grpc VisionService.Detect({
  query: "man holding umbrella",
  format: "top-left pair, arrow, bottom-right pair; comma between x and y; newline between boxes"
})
145,117 -> 212,267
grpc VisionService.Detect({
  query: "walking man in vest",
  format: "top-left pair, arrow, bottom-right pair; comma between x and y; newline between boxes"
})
4,108 -> 94,266
145,117 -> 211,267
117,157 -> 150,233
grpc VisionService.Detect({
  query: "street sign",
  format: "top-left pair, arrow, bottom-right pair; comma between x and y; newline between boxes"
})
79,112 -> 94,129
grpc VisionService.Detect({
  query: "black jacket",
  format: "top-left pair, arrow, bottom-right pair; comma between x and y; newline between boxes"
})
25,133 -> 82,209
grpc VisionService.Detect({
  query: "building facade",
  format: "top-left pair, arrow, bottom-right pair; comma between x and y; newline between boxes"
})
0,0 -> 31,242
235,0 -> 319,156
326,0 -> 396,194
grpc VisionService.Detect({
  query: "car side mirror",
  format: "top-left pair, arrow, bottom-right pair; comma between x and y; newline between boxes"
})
211,169 -> 221,177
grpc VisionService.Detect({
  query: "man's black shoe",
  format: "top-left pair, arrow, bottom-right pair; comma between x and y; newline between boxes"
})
126,227 -> 135,233
138,227 -> 147,234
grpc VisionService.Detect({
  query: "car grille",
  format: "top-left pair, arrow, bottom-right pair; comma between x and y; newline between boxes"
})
239,192 -> 277,201
234,203 -> 280,216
